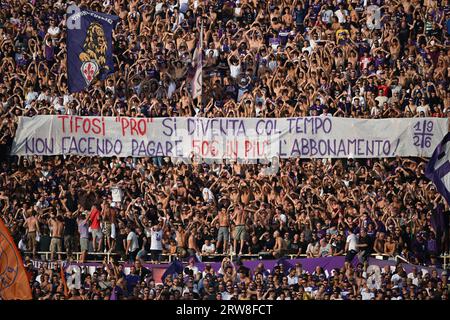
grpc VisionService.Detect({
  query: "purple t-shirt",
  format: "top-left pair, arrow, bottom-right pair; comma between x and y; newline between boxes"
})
45,44 -> 54,61
77,219 -> 89,239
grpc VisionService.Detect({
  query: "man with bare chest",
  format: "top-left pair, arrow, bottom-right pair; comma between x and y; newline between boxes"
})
24,210 -> 39,258
212,206 -> 230,253
175,224 -> 188,257
231,204 -> 247,255
49,214 -> 64,261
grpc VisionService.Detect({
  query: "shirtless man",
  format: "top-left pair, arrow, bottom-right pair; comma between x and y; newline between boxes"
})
231,204 -> 247,255
187,227 -> 199,256
272,230 -> 288,259
49,214 -> 64,261
23,210 -> 40,258
175,224 -> 188,257
211,206 -> 230,254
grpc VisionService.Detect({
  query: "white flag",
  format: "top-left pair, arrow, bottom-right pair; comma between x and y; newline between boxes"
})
191,22 -> 203,99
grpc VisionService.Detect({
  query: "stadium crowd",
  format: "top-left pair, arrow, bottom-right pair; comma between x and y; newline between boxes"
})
0,0 -> 449,300
23,256 -> 449,300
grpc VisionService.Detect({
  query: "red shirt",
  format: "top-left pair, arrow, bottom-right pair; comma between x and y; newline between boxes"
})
89,208 -> 101,230
377,85 -> 389,97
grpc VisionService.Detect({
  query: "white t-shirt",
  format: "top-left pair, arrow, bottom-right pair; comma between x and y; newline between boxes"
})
361,289 -> 374,300
186,265 -> 199,275
48,26 -> 60,36
150,228 -> 163,250
375,96 -> 388,107
229,64 -> 241,79
346,233 -> 358,251
321,10 -> 334,24
416,105 -> 430,116
352,96 -> 366,107
391,273 -> 402,285
25,91 -> 38,105
37,92 -> 50,102
127,231 -> 139,252
179,0 -> 189,13
407,273 -> 419,286
371,106 -> 380,116
201,243 -> 216,254
221,291 -> 232,300
206,49 -> 219,58
287,275 -> 298,285
155,2 -> 164,12
334,9 -> 347,23
111,186 -> 123,202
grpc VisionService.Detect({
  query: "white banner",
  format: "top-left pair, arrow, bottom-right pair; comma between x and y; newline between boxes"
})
11,116 -> 449,159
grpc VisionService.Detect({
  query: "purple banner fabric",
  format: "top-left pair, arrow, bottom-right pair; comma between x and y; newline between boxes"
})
57,256 -> 445,278
58,256 -> 356,275
191,256 -> 356,274
425,132 -> 450,205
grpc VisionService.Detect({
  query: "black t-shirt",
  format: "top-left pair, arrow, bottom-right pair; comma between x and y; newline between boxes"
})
64,217 -> 77,236
289,241 -> 300,254
298,240 -> 309,254
249,241 -> 262,254
39,234 -> 51,251
115,233 -> 126,252
136,267 -> 151,282
263,237 -> 275,250
138,233 -> 149,252
65,193 -> 78,212
398,28 -> 410,45
254,225 -> 266,239
358,235 -> 371,252
331,239 -> 345,254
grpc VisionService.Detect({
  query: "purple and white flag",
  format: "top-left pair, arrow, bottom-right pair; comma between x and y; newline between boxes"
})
190,22 -> 203,99
425,132 -> 450,204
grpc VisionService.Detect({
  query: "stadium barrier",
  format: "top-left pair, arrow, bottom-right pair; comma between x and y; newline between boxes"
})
23,251 -> 402,264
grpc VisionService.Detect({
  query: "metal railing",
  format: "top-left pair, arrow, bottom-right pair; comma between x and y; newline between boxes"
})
441,254 -> 450,269
23,251 -> 404,264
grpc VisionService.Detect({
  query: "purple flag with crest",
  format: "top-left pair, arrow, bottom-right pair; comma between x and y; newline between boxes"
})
425,132 -> 450,205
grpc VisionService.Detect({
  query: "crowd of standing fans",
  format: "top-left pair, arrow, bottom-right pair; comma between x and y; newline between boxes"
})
0,0 -> 449,300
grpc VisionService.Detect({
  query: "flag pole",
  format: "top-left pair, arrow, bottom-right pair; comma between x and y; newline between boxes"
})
198,19 -> 203,111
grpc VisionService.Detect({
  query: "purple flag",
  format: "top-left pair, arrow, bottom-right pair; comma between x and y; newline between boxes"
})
161,260 -> 184,281
425,132 -> 450,205
430,203 -> 446,234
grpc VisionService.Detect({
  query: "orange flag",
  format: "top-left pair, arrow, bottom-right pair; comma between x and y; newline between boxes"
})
60,262 -> 69,298
0,218 -> 33,300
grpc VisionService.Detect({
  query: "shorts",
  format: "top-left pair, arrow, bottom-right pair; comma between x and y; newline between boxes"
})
103,222 -> 112,237
137,249 -> 147,259
217,226 -> 229,242
64,235 -> 75,253
80,238 -> 89,252
91,228 -> 103,240
345,249 -> 358,262
150,250 -> 162,261
50,237 -> 62,254
128,249 -> 139,262
27,232 -> 37,251
176,247 -> 187,257
111,223 -> 116,239
234,225 -> 247,241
